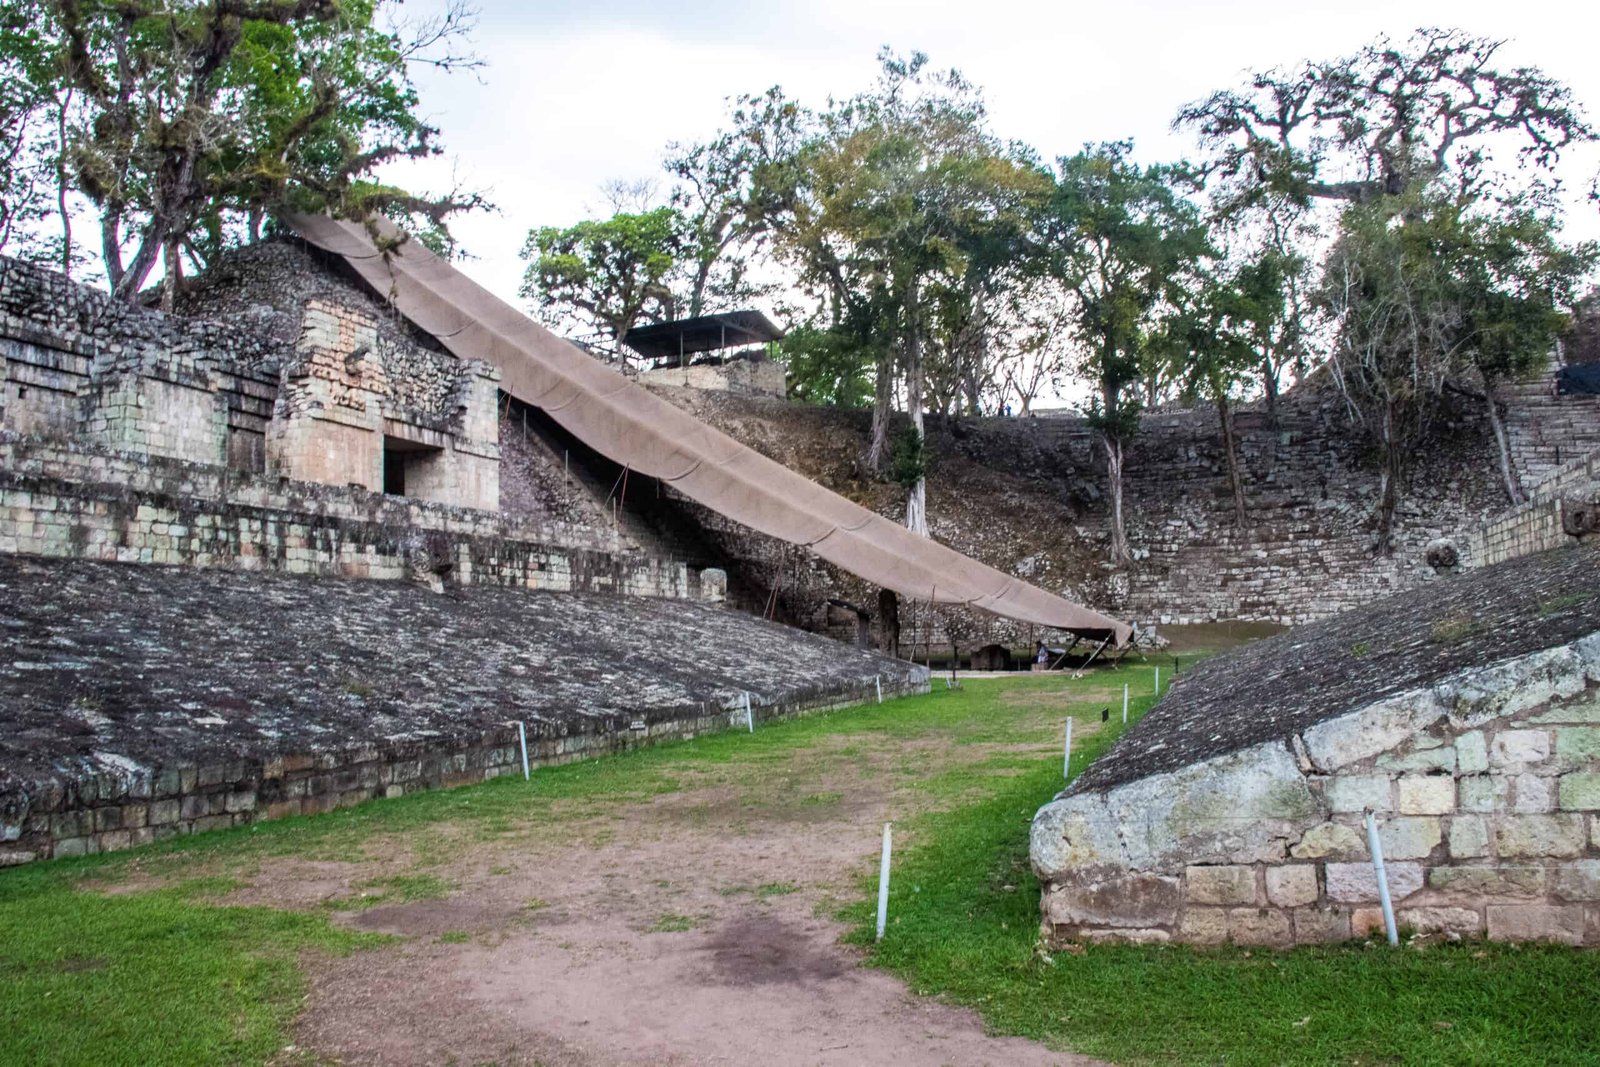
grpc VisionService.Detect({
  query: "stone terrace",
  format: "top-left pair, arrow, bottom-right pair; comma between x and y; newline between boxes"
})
0,555 -> 927,864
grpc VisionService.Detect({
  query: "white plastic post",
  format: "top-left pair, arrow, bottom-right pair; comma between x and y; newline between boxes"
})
1365,810 -> 1399,946
743,691 -> 754,733
1063,718 -> 1073,779
876,676 -> 883,704
1154,667 -> 1161,696
515,721 -> 530,781
875,822 -> 893,941
1122,684 -> 1129,724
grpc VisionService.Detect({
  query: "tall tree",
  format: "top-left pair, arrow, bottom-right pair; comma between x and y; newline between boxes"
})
1046,143 -> 1207,566
1177,27 -> 1595,209
665,86 -> 806,319
7,0 -> 482,304
519,207 -> 686,355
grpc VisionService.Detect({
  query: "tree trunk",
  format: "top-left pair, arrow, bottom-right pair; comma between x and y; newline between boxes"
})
867,357 -> 891,471
1216,391 -> 1248,527
100,213 -> 126,293
1103,429 -> 1131,566
904,277 -> 928,537
112,227 -> 165,304
160,236 -> 182,313
1482,376 -> 1525,506
877,588 -> 900,659
248,206 -> 263,244
1372,405 -> 1402,555
1261,357 -> 1279,427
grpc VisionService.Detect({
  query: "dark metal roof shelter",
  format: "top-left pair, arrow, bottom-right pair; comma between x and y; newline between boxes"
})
623,311 -> 783,363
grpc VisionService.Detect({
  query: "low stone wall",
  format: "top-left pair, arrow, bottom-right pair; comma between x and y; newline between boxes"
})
1032,636 -> 1600,946
1472,448 -> 1600,568
1,675 -> 929,864
0,434 -> 714,600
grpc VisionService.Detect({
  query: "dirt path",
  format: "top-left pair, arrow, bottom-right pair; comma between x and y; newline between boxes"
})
231,695 -> 1107,1066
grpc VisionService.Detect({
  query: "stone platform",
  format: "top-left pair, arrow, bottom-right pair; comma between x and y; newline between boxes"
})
0,555 -> 927,864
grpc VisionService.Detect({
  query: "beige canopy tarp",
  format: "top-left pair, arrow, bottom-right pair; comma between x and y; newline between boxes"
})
284,214 -> 1132,645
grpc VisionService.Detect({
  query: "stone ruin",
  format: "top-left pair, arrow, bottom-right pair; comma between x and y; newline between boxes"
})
1031,541 -> 1600,946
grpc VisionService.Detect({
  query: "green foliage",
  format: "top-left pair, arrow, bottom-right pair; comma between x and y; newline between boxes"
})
1,0 -> 482,296
889,423 -> 926,488
519,206 -> 686,348
773,324 -> 875,407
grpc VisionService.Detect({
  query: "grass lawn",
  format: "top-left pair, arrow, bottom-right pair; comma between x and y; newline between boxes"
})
0,659 -> 1595,1065
847,674 -> 1600,1066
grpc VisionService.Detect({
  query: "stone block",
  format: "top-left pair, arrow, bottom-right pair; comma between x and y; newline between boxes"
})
1486,904 -> 1585,945
148,799 -> 180,826
1559,773 -> 1600,810
1493,814 -> 1587,857
1555,727 -> 1600,765
1455,732 -> 1489,774
1266,865 -> 1319,907
1490,730 -> 1551,768
224,791 -> 257,814
1080,928 -> 1171,945
1325,862 -> 1424,903
97,830 -> 131,852
1398,906 -> 1482,937
1292,907 -> 1351,944
1379,817 -> 1442,860
1351,907 -> 1387,938
1228,908 -> 1292,946
1447,816 -> 1489,858
1398,776 -> 1455,815
1186,865 -> 1258,906
1289,821 -> 1366,860
1459,776 -> 1508,813
1322,774 -> 1392,814
1377,746 -> 1455,773
1511,774 -> 1555,813
120,803 -> 147,829
1177,907 -> 1229,945
1044,873 -> 1182,929
1429,865 -> 1545,897
1551,861 -> 1600,902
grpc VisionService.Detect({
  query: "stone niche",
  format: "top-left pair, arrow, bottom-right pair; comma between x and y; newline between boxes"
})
1031,635 -> 1600,947
267,299 -> 500,509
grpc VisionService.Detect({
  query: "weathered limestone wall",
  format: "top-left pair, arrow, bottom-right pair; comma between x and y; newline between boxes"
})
1,676 -> 926,865
639,356 -> 787,398
1032,637 -> 1600,946
0,434 -> 713,599
1471,448 -> 1600,568
1,253 -> 500,511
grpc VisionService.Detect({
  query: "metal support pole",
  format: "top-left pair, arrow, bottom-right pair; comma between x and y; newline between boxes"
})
1122,684 -> 1129,724
1365,810 -> 1399,946
1063,718 -> 1074,779
515,721 -> 529,781
875,822 -> 893,941
743,691 -> 754,733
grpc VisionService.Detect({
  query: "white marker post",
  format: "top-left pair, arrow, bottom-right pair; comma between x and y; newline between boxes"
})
1365,810 -> 1399,946
515,721 -> 530,781
1154,667 -> 1161,696
1122,684 -> 1129,724
1063,718 -> 1074,780
743,691 -> 754,733
875,822 -> 893,941
876,676 -> 883,705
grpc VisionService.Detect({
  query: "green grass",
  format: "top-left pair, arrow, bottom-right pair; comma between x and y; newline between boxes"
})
8,657 -> 1586,1065
0,864 -> 379,1067
845,674 -> 1600,1066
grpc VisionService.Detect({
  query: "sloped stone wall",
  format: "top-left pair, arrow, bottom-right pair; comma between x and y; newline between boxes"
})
1032,637 -> 1600,946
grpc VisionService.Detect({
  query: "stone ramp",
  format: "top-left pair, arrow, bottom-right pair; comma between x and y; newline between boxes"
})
0,555 -> 927,863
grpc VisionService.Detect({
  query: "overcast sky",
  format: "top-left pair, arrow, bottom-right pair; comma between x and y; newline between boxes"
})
382,0 -> 1600,308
